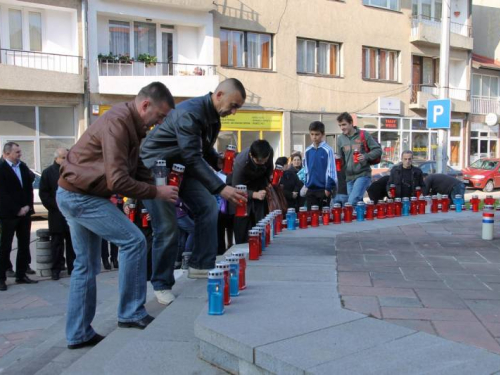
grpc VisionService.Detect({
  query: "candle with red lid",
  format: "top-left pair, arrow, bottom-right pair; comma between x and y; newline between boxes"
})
386,199 -> 395,218
410,197 -> 418,215
141,208 -> 148,228
322,207 -> 330,226
343,203 -> 353,223
415,186 -> 422,199
353,149 -> 360,164
441,194 -> 450,212
128,202 -> 137,222
365,201 -> 375,220
235,185 -> 248,217
272,165 -> 284,186
431,195 -> 439,213
167,164 -> 185,187
223,145 -> 237,174
389,184 -> 396,198
275,210 -> 283,233
484,195 -> 495,206
248,230 -> 260,261
470,195 -> 480,212
377,202 -> 386,219
311,206 -> 320,227
332,204 -> 342,224
335,154 -> 342,172
298,207 -> 308,229
394,198 -> 402,216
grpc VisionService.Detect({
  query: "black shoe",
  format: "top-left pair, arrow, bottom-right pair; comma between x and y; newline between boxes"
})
112,259 -> 119,269
26,267 -> 36,275
6,269 -> 15,278
118,315 -> 154,330
51,270 -> 60,281
15,275 -> 38,284
0,280 -> 6,291
67,333 -> 105,350
102,259 -> 111,270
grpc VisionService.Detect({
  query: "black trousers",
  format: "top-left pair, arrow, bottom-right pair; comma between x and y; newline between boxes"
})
101,239 -> 118,263
51,226 -> 75,273
0,216 -> 32,281
306,190 -> 330,211
217,212 -> 234,255
234,199 -> 267,244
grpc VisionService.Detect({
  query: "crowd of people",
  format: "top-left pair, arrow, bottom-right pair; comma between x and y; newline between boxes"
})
0,79 -> 466,351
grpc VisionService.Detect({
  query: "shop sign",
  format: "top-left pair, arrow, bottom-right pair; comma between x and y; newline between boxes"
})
381,118 -> 399,129
486,113 -> 499,126
221,111 -> 282,131
378,97 -> 401,115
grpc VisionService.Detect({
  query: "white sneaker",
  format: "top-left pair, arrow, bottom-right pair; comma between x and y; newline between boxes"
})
187,267 -> 209,279
154,290 -> 175,305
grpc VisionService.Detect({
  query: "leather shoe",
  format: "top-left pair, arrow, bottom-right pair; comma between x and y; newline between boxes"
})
6,269 -> 15,278
67,333 -> 105,350
0,280 -> 6,291
118,315 -> 154,330
51,270 -> 60,281
15,275 -> 38,284
26,267 -> 36,275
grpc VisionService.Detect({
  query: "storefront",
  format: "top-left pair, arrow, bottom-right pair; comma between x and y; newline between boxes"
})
0,105 -> 78,172
218,111 -> 283,159
470,122 -> 499,164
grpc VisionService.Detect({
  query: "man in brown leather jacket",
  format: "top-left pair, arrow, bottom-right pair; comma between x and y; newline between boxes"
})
56,82 -> 178,350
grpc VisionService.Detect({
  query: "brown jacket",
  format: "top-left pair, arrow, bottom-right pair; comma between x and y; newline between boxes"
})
58,101 -> 157,199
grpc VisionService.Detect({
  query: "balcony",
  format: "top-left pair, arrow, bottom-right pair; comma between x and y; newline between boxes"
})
471,97 -> 500,115
0,49 -> 84,94
410,84 -> 471,113
410,15 -> 473,50
118,0 -> 214,11
97,60 -> 219,97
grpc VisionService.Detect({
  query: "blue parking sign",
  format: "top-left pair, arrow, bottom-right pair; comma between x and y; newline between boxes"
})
427,99 -> 451,129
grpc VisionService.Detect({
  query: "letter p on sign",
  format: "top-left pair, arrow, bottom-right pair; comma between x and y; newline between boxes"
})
427,99 -> 451,129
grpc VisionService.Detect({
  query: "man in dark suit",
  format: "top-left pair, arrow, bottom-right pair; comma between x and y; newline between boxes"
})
39,148 -> 75,281
0,142 -> 38,291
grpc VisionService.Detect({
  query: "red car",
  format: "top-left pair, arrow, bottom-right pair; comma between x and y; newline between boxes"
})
462,158 -> 500,192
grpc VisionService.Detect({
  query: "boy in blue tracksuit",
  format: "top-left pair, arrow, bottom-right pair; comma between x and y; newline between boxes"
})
303,121 -> 337,210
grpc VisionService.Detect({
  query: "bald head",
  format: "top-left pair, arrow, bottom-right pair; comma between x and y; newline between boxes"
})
211,78 -> 246,117
54,148 -> 68,165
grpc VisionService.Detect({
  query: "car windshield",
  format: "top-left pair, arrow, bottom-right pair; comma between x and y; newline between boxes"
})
470,160 -> 498,170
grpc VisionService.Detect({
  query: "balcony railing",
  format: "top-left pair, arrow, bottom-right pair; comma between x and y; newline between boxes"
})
0,48 -> 82,74
97,60 -> 217,77
411,15 -> 472,38
411,84 -> 471,103
471,97 -> 500,115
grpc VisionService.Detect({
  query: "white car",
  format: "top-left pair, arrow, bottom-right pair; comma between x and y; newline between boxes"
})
32,170 -> 48,216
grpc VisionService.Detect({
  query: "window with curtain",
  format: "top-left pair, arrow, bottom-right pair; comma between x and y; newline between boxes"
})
362,47 -> 398,82
220,29 -> 271,70
109,20 -> 130,56
363,0 -> 400,11
29,12 -> 42,51
220,29 -> 244,67
134,22 -> 156,56
9,9 -> 23,50
297,38 -> 340,76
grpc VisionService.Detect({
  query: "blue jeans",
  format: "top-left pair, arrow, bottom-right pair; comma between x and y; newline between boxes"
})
347,176 -> 372,205
142,198 -> 178,291
332,194 -> 349,206
56,188 -> 148,345
177,215 -> 194,253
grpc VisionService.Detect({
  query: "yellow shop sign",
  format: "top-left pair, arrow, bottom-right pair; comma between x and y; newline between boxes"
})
221,111 -> 282,131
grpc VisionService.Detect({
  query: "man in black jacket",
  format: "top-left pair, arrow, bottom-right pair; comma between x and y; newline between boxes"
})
232,140 -> 274,244
39,148 -> 75,281
0,142 -> 37,291
140,79 -> 247,303
423,173 -> 465,200
387,151 -> 424,198
276,156 -> 303,212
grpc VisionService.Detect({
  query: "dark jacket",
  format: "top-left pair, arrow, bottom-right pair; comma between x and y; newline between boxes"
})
387,164 -> 424,198
0,158 -> 35,219
231,147 -> 274,197
39,162 -> 67,233
140,93 -> 225,194
336,127 -> 382,182
59,101 -> 156,199
423,174 -> 461,196
367,175 -> 390,204
280,167 -> 304,210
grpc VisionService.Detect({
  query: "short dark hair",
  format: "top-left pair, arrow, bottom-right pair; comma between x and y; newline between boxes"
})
250,140 -> 272,160
309,121 -> 325,134
337,112 -> 353,124
3,142 -> 19,154
275,157 -> 288,167
137,82 -> 175,109
216,78 -> 247,100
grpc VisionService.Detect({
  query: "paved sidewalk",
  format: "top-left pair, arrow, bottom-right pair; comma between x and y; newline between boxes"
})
337,216 -> 500,354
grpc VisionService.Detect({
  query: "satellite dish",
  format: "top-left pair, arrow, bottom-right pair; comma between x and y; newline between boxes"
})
485,113 -> 498,126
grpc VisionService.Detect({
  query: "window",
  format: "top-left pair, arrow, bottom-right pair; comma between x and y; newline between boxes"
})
412,0 -> 442,20
362,47 -> 398,81
364,0 -> 400,12
28,12 -> 42,51
297,38 -> 340,76
109,20 -> 130,56
9,9 -> 23,50
473,74 -> 500,98
134,22 -> 156,56
220,29 -> 272,70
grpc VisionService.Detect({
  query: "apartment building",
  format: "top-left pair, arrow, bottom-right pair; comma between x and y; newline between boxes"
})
213,0 -> 473,169
469,0 -> 500,164
87,0 -> 219,122
0,0 -> 85,172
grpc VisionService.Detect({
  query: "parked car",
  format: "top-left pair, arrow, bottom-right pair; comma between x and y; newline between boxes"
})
32,170 -> 48,216
461,158 -> 500,192
412,160 -> 463,180
371,160 -> 396,181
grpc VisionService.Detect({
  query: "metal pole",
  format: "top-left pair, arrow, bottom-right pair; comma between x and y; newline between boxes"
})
437,0 -> 451,174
